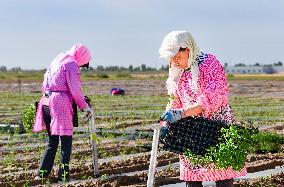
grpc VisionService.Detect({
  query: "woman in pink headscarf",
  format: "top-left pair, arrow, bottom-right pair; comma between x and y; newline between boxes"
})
33,44 -> 92,182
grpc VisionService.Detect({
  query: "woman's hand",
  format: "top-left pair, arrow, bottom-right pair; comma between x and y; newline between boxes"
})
160,109 -> 185,123
82,106 -> 92,120
183,105 -> 204,117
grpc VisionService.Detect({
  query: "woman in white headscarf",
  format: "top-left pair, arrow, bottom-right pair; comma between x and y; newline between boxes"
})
159,31 -> 246,187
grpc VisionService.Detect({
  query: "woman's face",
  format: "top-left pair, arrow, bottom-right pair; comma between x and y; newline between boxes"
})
169,48 -> 190,69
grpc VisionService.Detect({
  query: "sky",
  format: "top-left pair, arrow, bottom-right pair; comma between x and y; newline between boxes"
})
0,0 -> 283,70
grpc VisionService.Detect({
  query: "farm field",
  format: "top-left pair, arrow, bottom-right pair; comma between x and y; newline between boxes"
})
0,74 -> 284,186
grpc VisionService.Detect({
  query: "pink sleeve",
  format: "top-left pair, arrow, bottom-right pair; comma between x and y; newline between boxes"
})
198,55 -> 229,116
65,62 -> 88,110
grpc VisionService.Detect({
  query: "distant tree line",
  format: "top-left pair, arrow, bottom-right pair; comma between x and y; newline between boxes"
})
234,61 -> 283,67
0,66 -> 22,72
0,64 -> 169,72
95,64 -> 169,72
1,61 -> 282,72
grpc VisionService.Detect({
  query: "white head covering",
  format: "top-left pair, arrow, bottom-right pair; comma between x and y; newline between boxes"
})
159,31 -> 201,95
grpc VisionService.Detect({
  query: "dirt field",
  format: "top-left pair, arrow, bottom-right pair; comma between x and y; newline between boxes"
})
0,76 -> 284,186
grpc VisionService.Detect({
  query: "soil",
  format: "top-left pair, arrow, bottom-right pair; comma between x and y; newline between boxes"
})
236,172 -> 284,187
1,79 -> 284,186
1,150 -> 284,186
1,79 -> 284,98
0,152 -> 179,186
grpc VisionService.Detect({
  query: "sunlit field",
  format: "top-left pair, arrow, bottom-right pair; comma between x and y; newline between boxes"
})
0,72 -> 284,186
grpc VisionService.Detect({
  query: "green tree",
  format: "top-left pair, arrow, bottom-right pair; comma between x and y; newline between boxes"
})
274,61 -> 283,66
97,65 -> 104,71
141,64 -> 146,71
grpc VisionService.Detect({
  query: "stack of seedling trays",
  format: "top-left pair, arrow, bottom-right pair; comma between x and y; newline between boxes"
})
159,116 -> 228,155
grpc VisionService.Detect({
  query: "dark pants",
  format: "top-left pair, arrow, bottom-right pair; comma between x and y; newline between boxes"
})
38,105 -> 72,181
186,179 -> 233,187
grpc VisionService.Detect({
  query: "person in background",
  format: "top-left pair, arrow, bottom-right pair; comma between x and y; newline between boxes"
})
110,87 -> 125,96
33,44 -> 92,182
159,31 -> 247,187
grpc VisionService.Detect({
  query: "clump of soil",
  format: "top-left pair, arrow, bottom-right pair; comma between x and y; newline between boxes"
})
245,153 -> 284,173
54,168 -> 180,187
236,172 -> 284,187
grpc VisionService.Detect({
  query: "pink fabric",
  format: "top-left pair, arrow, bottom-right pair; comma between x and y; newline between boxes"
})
173,54 -> 229,118
67,44 -> 91,67
33,98 -> 46,132
112,90 -> 120,95
170,53 -> 246,181
179,157 -> 247,181
33,45 -> 91,136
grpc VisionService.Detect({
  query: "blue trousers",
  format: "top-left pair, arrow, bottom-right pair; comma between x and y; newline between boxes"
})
38,105 -> 72,181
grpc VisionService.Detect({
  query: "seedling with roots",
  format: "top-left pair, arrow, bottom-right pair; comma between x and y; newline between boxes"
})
166,161 -> 173,172
39,169 -> 47,184
100,174 -> 109,181
60,163 -> 69,182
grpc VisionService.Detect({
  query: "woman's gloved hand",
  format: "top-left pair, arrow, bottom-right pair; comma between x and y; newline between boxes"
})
160,121 -> 169,140
82,106 -> 92,120
160,109 -> 184,123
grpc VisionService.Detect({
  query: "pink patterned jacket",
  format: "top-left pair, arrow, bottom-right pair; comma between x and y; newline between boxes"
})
33,59 -> 88,136
169,53 -> 246,181
170,53 -> 234,121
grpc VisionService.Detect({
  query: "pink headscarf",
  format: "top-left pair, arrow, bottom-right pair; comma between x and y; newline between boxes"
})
48,44 -> 92,80
67,44 -> 92,67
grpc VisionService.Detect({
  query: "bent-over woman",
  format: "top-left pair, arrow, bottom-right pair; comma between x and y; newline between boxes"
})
159,31 -> 247,187
33,44 -> 92,182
